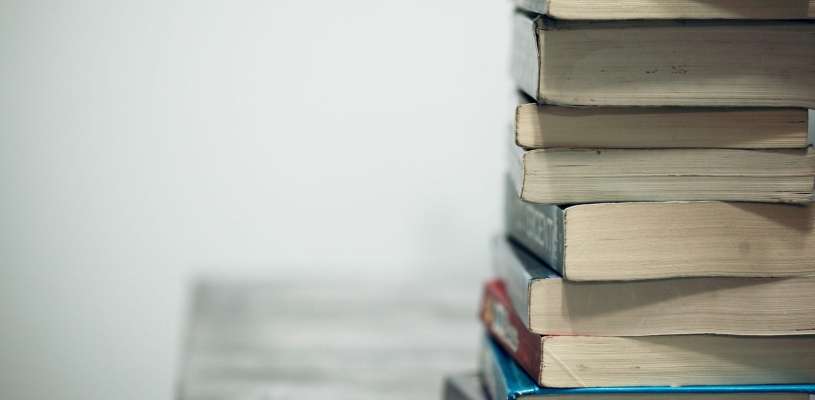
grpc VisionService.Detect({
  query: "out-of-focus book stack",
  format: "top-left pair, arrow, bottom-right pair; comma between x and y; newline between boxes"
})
444,1 -> 815,399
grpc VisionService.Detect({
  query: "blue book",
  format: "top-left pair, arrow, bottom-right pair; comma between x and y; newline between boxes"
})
480,334 -> 815,400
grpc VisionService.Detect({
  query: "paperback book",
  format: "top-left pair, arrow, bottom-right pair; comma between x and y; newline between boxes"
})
480,334 -> 815,400
511,12 -> 815,107
503,175 -> 815,281
492,236 -> 815,336
481,280 -> 815,388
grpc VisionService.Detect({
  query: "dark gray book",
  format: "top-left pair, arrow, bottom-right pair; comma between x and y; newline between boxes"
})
491,236 -> 815,336
504,175 -> 564,276
511,11 -> 815,108
504,175 -> 815,281
442,374 -> 488,400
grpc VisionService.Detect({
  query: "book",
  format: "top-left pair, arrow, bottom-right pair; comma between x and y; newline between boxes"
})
503,176 -> 815,281
443,373 -> 489,400
514,95 -> 810,149
491,236 -> 815,336
480,280 -> 815,388
480,333 -> 815,400
515,0 -> 815,20
508,136 -> 815,205
512,12 -> 815,108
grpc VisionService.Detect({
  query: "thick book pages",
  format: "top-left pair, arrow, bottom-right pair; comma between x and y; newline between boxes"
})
443,374 -> 488,400
515,0 -> 815,20
503,176 -> 815,281
480,334 -> 815,400
514,99 -> 810,149
481,280 -> 815,388
491,237 -> 815,336
511,12 -> 815,107
508,139 -> 815,205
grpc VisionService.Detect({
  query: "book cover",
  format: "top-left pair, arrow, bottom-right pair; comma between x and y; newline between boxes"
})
490,236 -> 560,330
480,280 -> 542,383
504,175 -> 564,275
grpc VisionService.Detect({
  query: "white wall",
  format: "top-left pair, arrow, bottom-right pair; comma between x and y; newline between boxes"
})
0,1 -> 511,399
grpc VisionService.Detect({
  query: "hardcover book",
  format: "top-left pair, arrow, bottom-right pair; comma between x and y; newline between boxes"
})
512,12 -> 815,108
491,236 -> 815,336
480,280 -> 815,388
503,176 -> 815,281
480,334 -> 815,400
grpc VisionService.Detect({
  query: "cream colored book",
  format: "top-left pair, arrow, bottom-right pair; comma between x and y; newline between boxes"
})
482,281 -> 815,388
514,95 -> 810,149
481,335 -> 815,398
503,176 -> 815,281
509,137 -> 815,204
512,12 -> 815,107
534,336 -> 815,388
516,0 -> 815,20
492,237 -> 815,336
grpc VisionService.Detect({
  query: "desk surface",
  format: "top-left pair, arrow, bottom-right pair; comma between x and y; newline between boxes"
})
177,280 -> 481,400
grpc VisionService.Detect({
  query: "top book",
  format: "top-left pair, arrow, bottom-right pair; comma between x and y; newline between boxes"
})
512,12 -> 815,107
516,0 -> 815,20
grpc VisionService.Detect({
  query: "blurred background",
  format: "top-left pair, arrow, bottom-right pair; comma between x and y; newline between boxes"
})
0,0 -> 511,399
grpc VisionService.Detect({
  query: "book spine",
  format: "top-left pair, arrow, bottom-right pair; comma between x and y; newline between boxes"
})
492,237 -> 563,330
507,132 -> 526,202
504,175 -> 565,274
491,237 -> 533,328
480,281 -> 543,384
479,337 -> 513,400
511,12 -> 541,102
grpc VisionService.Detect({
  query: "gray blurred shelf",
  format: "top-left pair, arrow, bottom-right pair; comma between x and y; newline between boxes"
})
177,279 -> 482,400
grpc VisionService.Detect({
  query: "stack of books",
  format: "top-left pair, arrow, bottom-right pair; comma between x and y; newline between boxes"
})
444,2 -> 815,400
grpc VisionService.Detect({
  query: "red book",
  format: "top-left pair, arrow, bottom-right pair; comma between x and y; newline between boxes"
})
478,280 -> 815,388
479,280 -> 543,383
